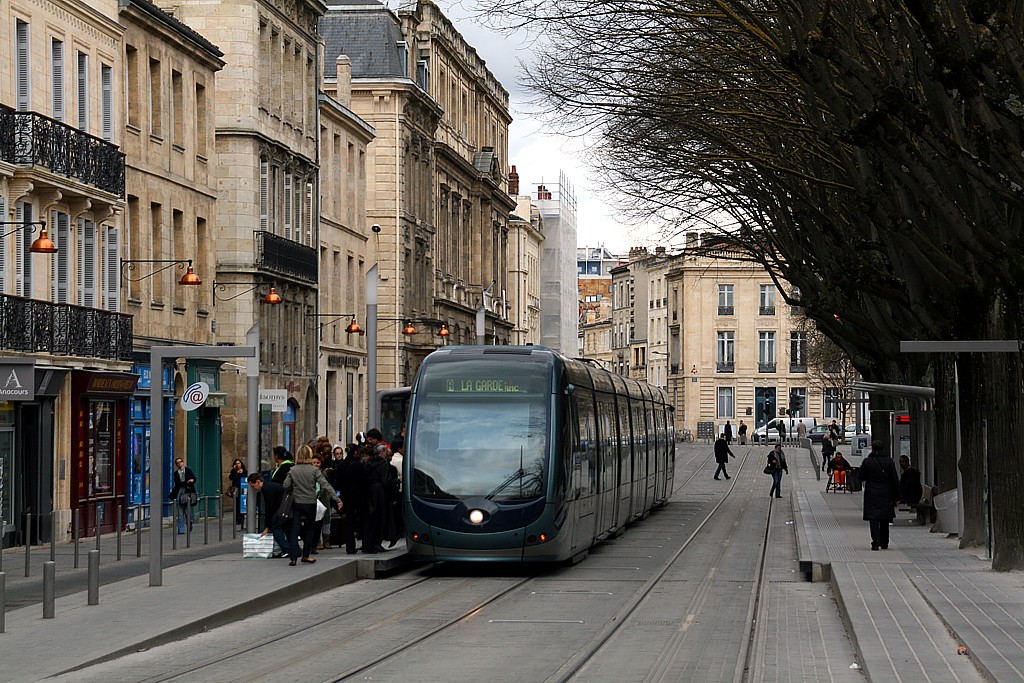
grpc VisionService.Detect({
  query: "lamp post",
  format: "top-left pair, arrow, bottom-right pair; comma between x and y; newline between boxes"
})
212,280 -> 282,305
0,220 -> 57,254
120,259 -> 201,285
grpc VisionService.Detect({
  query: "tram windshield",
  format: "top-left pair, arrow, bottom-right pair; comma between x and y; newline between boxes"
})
409,359 -> 549,501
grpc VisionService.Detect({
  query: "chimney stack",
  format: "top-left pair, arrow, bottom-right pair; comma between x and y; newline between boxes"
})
335,55 -> 352,108
508,165 -> 519,196
537,184 -> 552,200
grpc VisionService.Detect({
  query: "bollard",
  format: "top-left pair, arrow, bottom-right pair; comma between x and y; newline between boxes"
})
218,502 -> 224,542
43,561 -> 55,619
116,503 -> 122,561
203,498 -> 209,545
50,512 -> 56,562
74,508 -> 80,569
88,550 -> 99,605
95,504 -> 101,560
1,571 -> 6,633
24,512 -> 32,578
172,503 -> 178,551
136,505 -> 143,558
186,499 -> 192,549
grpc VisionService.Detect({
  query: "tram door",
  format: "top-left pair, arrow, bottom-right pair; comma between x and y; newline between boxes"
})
595,395 -> 617,537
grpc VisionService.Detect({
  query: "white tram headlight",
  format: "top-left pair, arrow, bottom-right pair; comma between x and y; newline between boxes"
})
468,509 -> 485,525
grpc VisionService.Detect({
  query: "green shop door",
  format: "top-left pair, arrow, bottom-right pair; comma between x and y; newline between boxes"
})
186,364 -> 223,519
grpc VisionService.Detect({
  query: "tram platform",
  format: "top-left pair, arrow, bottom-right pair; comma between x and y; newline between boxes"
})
0,525 -> 411,683
790,442 -> 1024,682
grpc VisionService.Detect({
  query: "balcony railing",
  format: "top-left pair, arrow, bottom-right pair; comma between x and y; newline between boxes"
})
759,305 -> 776,315
718,305 -> 734,315
759,362 -> 777,373
254,230 -> 318,283
0,293 -> 133,361
790,364 -> 807,373
0,104 -> 125,196
716,361 -> 734,373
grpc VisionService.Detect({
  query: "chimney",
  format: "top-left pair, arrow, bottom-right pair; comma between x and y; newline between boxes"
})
655,246 -> 666,255
686,231 -> 699,248
335,55 -> 352,108
508,165 -> 519,195
537,184 -> 552,200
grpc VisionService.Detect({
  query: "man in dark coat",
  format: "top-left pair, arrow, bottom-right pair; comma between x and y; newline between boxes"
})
860,441 -> 901,550
898,455 -> 923,506
713,436 -> 734,480
723,420 -> 733,444
248,473 -> 290,558
335,443 -> 365,554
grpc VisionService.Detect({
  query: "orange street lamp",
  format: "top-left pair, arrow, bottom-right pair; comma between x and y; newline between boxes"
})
0,220 -> 58,254
121,259 -> 202,285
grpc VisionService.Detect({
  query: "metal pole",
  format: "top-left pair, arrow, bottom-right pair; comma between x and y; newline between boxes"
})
116,503 -> 122,561
95,502 -> 101,559
88,550 -> 99,605
50,511 -> 56,562
42,561 -> 55,619
73,507 -> 80,569
186,498 -> 192,548
24,512 -> 31,577
150,349 -> 166,586
203,498 -> 209,545
218,501 -> 223,542
172,503 -> 178,551
954,360 -> 965,537
0,571 -> 5,633
367,265 -> 379,430
246,323 -> 260,534
136,505 -> 142,558
982,413 -> 991,560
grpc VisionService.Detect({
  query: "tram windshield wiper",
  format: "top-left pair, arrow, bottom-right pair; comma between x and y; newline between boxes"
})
487,448 -> 526,500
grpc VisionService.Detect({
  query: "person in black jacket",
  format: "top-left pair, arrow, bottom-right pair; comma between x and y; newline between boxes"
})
271,446 -> 294,484
168,458 -> 197,534
713,436 -> 734,480
860,441 -> 901,550
248,473 -> 290,558
898,455 -> 923,506
335,443 -> 364,554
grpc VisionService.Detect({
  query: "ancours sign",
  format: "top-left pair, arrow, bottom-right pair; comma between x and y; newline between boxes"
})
0,359 -> 36,401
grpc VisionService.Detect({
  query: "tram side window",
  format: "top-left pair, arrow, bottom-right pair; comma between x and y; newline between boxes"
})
618,400 -> 631,483
596,395 -> 615,492
576,393 -> 597,496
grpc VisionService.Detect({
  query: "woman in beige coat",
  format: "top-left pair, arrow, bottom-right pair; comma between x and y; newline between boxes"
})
283,445 -> 342,565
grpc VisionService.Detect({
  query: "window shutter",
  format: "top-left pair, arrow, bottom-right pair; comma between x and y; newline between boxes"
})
101,65 -> 113,141
77,52 -> 88,131
15,204 -> 25,297
104,226 -> 119,311
16,203 -> 33,297
0,197 -> 6,293
259,161 -> 269,231
53,212 -> 70,303
78,219 -> 96,308
283,172 -> 292,240
51,38 -> 65,122
16,22 -> 30,111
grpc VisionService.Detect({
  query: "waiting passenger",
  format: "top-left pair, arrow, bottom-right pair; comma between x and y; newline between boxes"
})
899,455 -> 922,506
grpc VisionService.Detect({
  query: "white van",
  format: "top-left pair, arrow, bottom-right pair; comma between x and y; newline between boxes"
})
751,417 -> 819,444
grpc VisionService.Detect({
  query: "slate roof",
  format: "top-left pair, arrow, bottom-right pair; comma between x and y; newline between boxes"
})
320,2 -> 406,79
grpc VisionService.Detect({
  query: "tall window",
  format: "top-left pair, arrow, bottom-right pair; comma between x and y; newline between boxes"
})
718,283 -> 733,314
716,331 -> 734,371
790,331 -> 807,370
824,387 -> 841,419
15,202 -> 33,297
791,387 -> 808,416
758,331 -> 776,370
759,284 -> 776,314
259,160 -> 269,231
171,70 -> 183,146
103,225 -> 119,311
51,38 -> 65,121
0,196 -> 6,293
77,51 -> 88,130
76,219 -> 96,307
126,46 -> 140,127
51,211 -> 70,303
195,83 -> 207,156
717,387 -> 734,419
149,58 -> 162,136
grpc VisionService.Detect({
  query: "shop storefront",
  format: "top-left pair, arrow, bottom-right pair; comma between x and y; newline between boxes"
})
0,359 -> 68,548
71,370 -> 139,537
127,362 -> 175,528
186,362 -> 224,519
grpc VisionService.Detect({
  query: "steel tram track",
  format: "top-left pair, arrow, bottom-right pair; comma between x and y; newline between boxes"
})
544,447 -> 774,682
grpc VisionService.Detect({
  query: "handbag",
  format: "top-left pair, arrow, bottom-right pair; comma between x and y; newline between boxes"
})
242,533 -> 278,559
763,464 -> 775,475
226,485 -> 238,499
178,488 -> 199,507
277,491 -> 294,520
316,499 -> 328,521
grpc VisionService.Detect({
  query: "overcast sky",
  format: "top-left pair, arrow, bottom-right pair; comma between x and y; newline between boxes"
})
429,1 -> 659,256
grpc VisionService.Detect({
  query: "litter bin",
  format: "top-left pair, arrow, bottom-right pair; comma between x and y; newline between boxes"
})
849,468 -> 862,492
933,489 -> 959,534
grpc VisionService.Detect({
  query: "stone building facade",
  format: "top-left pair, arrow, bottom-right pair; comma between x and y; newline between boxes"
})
163,0 -> 325,463
507,188 -> 544,346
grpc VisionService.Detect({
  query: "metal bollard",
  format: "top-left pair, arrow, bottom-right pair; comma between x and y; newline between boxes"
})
116,503 -> 122,561
88,550 -> 100,605
136,505 -> 143,558
74,508 -> 80,569
218,502 -> 224,542
24,512 -> 32,578
203,498 -> 209,545
50,511 -> 56,562
0,571 -> 5,633
186,499 -> 192,549
43,561 -> 55,619
172,503 -> 178,551
95,504 -> 101,559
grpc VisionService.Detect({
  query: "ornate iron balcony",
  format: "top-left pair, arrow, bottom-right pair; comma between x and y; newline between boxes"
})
790,364 -> 808,373
0,293 -> 133,361
716,361 -> 734,373
718,305 -> 734,315
0,104 -> 125,196
759,306 -> 776,315
759,362 -> 777,373
254,230 -> 318,283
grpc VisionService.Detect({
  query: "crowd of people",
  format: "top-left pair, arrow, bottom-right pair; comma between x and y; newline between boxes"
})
247,428 -> 405,565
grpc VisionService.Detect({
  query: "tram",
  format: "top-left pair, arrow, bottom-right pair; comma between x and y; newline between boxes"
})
403,346 -> 675,563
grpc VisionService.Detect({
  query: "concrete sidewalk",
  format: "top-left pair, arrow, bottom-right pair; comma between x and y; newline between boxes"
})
791,443 -> 1024,682
0,538 -> 410,683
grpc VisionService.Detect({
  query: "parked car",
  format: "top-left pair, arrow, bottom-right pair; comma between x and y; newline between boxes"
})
807,424 -> 831,443
845,424 -> 872,439
751,417 -> 819,443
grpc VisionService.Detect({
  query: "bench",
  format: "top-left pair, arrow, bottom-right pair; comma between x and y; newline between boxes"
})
908,483 -> 935,525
